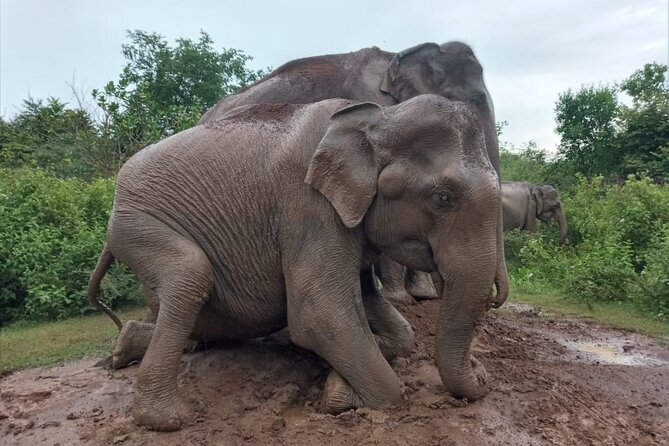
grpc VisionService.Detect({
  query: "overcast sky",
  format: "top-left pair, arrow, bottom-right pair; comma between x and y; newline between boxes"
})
1,0 -> 667,151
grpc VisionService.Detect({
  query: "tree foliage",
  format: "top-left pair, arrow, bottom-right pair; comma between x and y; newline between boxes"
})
617,63 -> 669,182
554,63 -> 669,183
0,30 -> 268,178
0,168 -> 141,324
90,30 -> 268,174
0,98 -> 96,178
554,85 -> 619,178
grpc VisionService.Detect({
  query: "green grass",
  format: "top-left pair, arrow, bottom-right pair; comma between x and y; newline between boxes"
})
507,286 -> 669,338
0,307 -> 146,372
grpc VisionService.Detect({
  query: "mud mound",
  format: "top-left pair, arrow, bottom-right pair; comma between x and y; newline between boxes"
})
1,301 -> 667,445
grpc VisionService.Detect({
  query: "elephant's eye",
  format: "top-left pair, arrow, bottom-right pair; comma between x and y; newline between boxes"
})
432,190 -> 455,211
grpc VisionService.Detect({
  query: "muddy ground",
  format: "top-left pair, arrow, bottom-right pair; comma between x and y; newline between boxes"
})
1,301 -> 668,446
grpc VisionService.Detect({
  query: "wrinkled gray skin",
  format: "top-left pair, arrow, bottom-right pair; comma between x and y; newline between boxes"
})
502,182 -> 568,244
200,41 -> 508,305
88,96 -> 503,431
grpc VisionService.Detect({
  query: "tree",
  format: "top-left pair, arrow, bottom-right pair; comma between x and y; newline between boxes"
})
617,63 -> 669,182
554,85 -> 619,178
0,97 -> 96,178
91,30 -> 268,175
500,142 -> 549,184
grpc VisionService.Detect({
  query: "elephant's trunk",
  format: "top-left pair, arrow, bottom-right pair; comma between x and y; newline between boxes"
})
433,233 -> 497,401
554,206 -> 568,244
492,208 -> 509,308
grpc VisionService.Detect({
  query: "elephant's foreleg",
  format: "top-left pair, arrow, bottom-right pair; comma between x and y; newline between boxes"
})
286,257 -> 402,415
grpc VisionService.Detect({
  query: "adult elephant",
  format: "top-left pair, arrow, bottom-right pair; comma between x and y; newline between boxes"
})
502,182 -> 568,244
200,40 -> 508,305
89,96 -> 504,431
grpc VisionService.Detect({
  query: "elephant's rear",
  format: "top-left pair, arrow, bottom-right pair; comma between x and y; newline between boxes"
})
107,100 -> 347,339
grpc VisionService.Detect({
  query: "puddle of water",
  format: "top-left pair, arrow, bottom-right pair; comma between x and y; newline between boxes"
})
562,340 -> 668,367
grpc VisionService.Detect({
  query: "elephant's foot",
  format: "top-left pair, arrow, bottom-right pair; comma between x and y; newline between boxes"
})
111,320 -> 203,369
470,356 -> 490,391
132,392 -> 187,431
112,320 -> 155,369
319,371 -> 363,414
456,356 -> 490,401
405,271 -> 438,300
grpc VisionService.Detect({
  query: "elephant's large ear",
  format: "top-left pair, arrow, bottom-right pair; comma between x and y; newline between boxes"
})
380,43 -> 441,100
305,102 -> 382,228
532,186 -> 545,216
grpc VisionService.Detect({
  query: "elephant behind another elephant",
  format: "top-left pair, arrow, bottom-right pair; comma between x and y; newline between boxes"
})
501,182 -> 568,244
200,40 -> 508,305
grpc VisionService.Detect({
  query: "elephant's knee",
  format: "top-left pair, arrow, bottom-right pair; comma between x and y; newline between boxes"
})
288,316 -> 322,351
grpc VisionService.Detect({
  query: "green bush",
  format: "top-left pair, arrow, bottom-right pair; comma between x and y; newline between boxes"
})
505,175 -> 669,317
564,239 -> 637,303
638,224 -> 669,316
503,229 -> 538,268
0,168 -> 141,324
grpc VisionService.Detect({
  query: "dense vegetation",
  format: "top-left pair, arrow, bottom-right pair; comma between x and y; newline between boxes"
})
0,30 -> 266,324
501,62 -> 669,319
0,30 -> 667,324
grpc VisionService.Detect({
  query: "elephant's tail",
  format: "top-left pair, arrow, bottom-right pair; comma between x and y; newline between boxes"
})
87,244 -> 123,331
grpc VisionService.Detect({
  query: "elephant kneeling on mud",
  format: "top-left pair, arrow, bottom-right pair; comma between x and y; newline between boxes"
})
501,182 -> 568,243
88,95 -> 506,431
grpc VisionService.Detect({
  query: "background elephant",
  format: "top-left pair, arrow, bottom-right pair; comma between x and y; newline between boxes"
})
502,182 -> 568,244
89,96 -> 504,431
200,40 -> 507,305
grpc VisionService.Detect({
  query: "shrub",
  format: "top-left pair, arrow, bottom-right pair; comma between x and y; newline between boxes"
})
564,239 -> 637,304
638,224 -> 669,316
0,168 -> 141,324
503,229 -> 538,268
505,174 -> 669,317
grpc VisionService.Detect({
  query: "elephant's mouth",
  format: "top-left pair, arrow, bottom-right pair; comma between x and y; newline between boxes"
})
538,209 -> 558,223
387,238 -> 437,272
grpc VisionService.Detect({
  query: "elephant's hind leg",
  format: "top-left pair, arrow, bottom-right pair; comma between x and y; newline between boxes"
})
108,213 -> 213,431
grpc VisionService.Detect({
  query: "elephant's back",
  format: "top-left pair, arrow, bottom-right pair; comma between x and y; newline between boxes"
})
199,48 -> 395,123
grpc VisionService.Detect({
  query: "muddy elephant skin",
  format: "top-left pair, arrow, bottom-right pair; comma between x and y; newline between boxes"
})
88,96 -> 502,431
200,40 -> 508,305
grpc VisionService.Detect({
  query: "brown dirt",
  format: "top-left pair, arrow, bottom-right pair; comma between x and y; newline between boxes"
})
1,301 -> 668,446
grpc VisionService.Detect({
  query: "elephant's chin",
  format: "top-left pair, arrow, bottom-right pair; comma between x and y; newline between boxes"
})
386,241 -> 436,272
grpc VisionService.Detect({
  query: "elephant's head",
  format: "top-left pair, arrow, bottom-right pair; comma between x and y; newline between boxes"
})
380,41 -> 499,172
533,185 -> 568,244
306,95 -> 505,400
